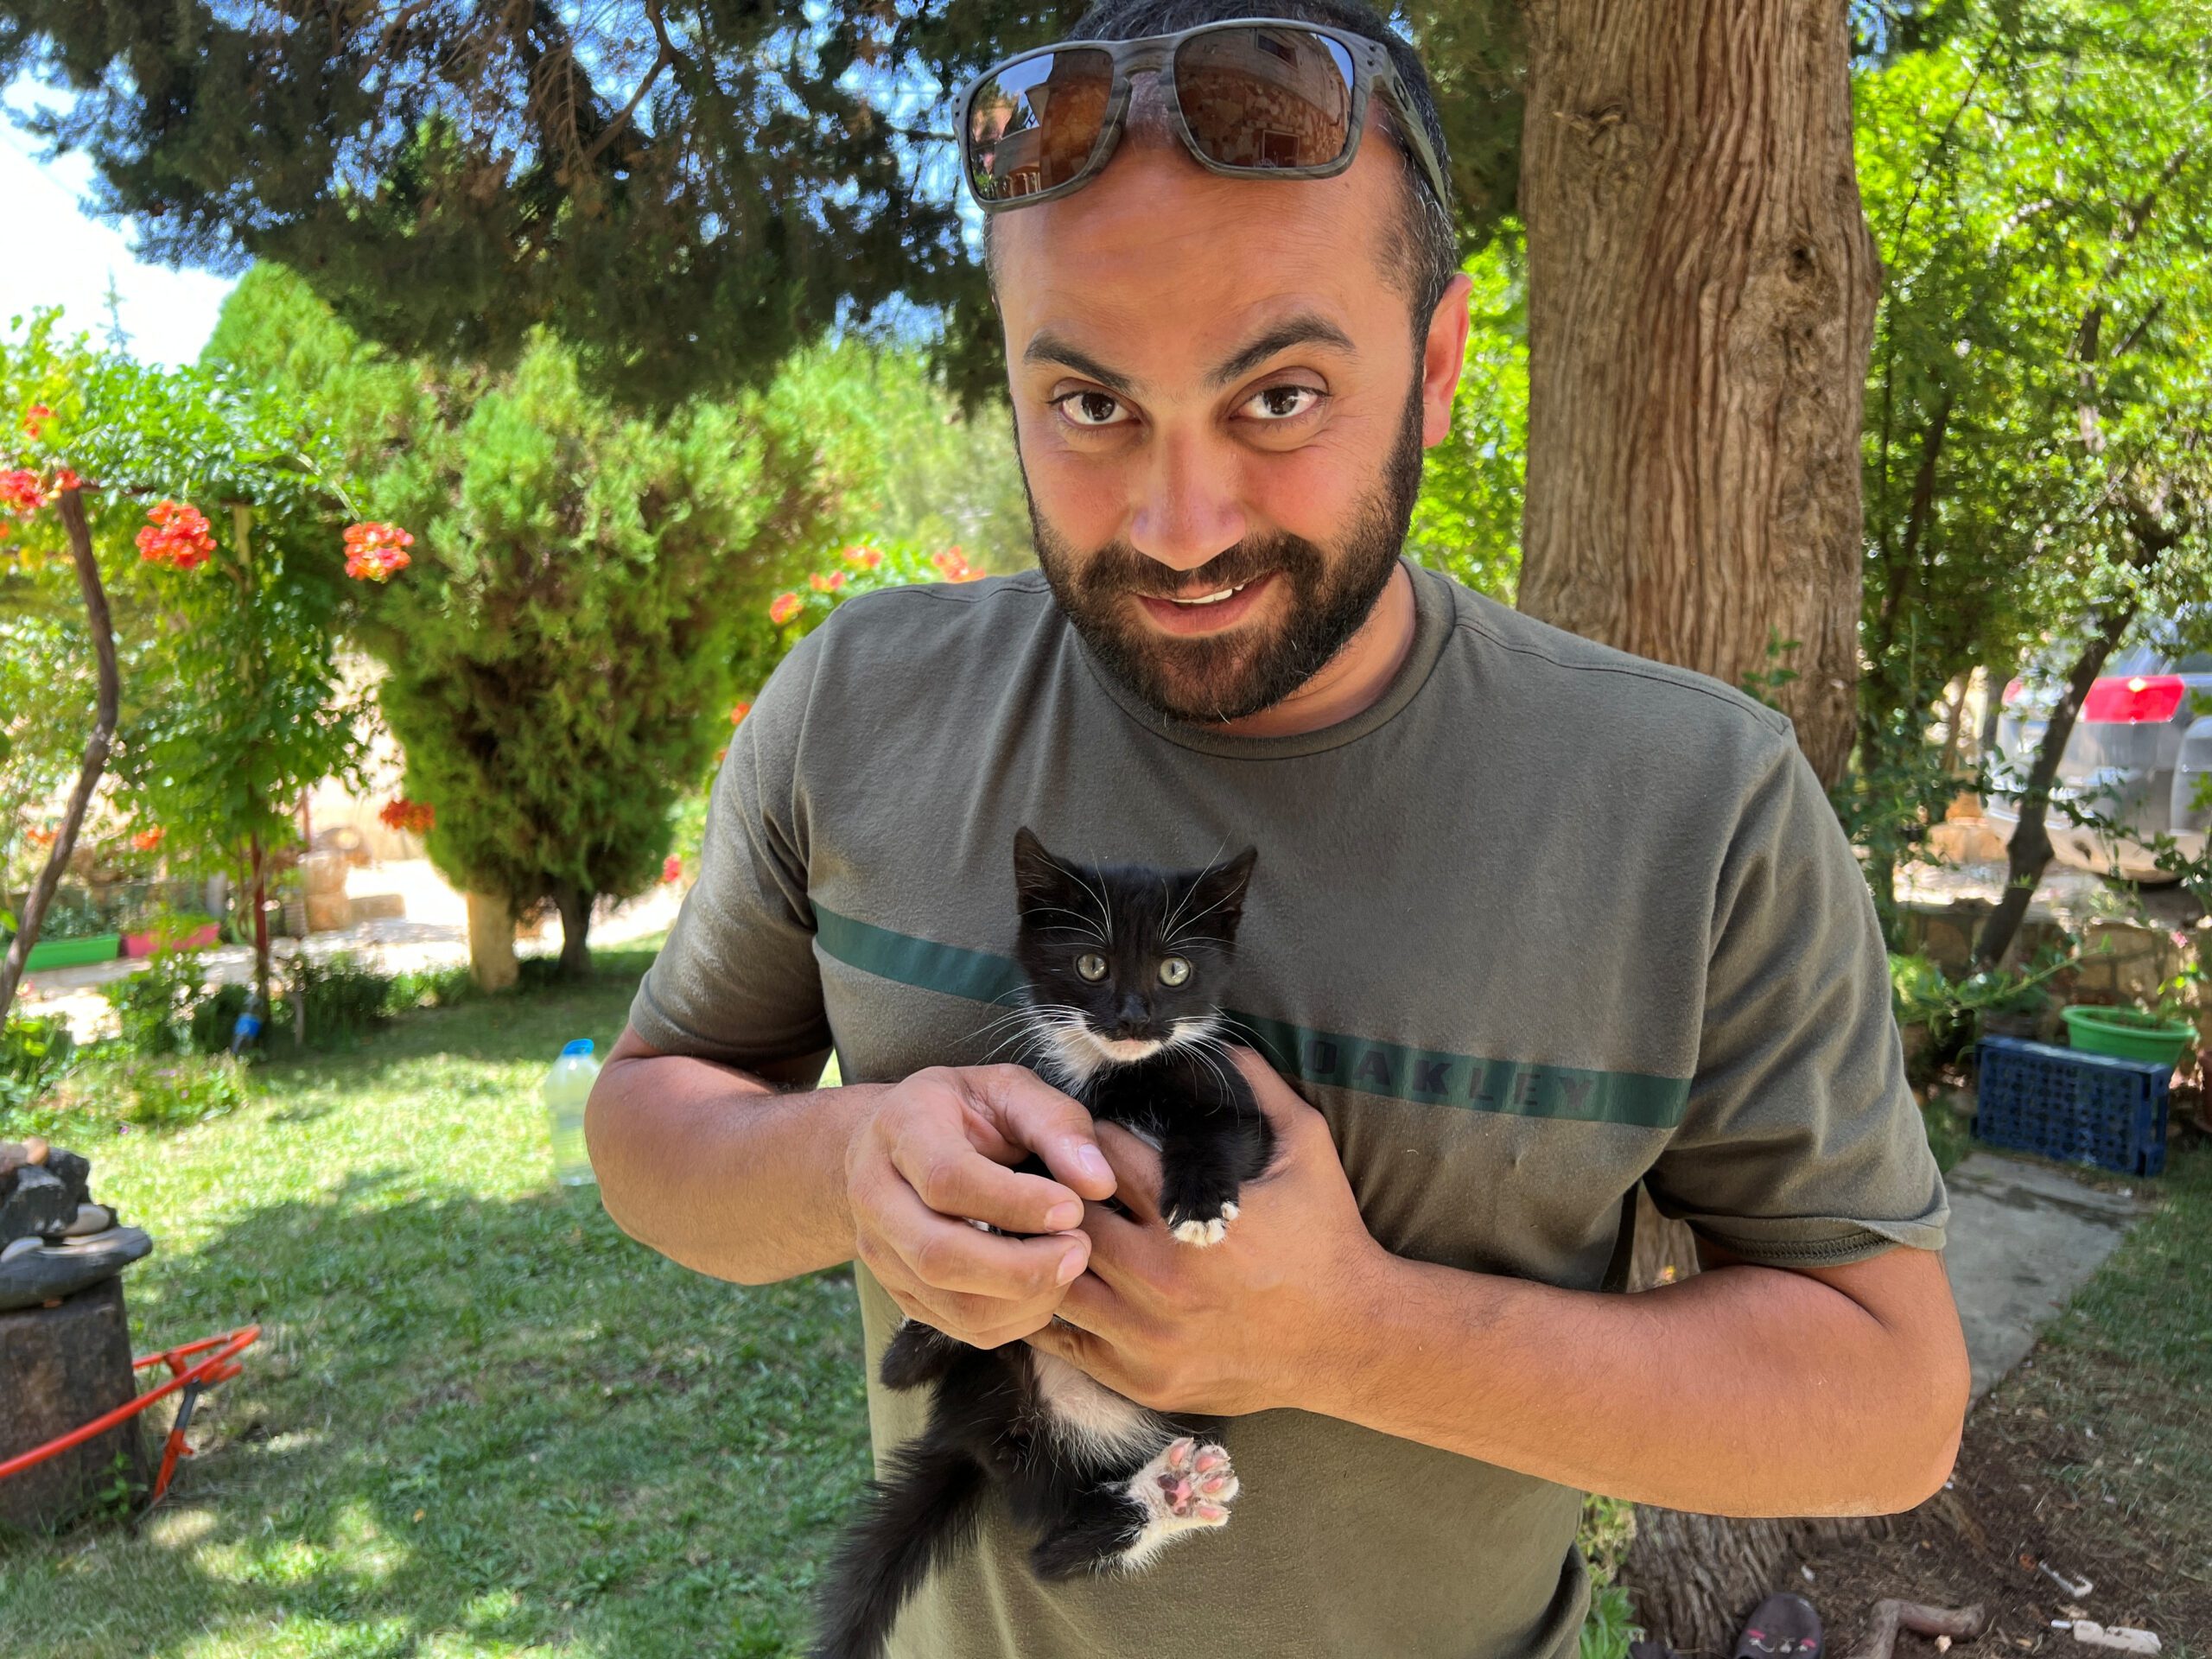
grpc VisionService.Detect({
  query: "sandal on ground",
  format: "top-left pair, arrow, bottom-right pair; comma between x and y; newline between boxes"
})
1736,1592 -> 1823,1659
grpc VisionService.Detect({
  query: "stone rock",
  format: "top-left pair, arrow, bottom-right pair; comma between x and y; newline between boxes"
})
0,1226 -> 153,1313
0,1165 -> 75,1246
60,1205 -> 114,1237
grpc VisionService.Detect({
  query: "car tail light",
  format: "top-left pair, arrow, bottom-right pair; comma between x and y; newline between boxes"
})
2081,674 -> 2185,723
2002,677 -> 2024,705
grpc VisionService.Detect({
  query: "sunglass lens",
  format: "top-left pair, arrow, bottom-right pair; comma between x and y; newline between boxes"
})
1173,27 -> 1356,172
965,48 -> 1116,203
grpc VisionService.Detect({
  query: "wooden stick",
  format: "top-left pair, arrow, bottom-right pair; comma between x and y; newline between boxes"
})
1849,1600 -> 1989,1659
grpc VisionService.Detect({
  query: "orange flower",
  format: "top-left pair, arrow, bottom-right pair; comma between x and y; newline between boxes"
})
343,521 -> 414,582
136,499 -> 216,570
51,467 -> 83,492
768,591 -> 803,626
20,404 -> 51,441
729,701 -> 752,725
662,854 -> 683,884
131,826 -> 166,853
931,547 -> 981,582
809,570 -> 847,594
844,545 -> 884,569
27,825 -> 55,848
378,797 -> 435,835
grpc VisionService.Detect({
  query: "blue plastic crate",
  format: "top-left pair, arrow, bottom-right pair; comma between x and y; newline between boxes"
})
1972,1036 -> 2169,1177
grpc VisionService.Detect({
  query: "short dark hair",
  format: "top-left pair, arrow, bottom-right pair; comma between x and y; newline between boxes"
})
977,0 -> 1461,339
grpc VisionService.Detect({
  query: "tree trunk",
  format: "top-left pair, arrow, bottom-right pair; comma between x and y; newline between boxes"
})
1519,3 -> 1883,1637
550,882 -> 593,980
466,892 -> 519,992
1517,0 -> 1881,788
0,1276 -> 149,1534
1973,606 -> 2136,970
1,489 -> 121,1019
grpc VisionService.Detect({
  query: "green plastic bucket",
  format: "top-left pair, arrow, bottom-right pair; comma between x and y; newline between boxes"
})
2061,1004 -> 2197,1068
20,932 -> 122,971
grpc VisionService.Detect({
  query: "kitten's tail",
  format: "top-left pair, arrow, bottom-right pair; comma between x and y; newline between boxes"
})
809,1440 -> 986,1659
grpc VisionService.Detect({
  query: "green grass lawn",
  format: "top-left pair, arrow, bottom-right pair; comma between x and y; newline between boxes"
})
2,946 -> 872,1657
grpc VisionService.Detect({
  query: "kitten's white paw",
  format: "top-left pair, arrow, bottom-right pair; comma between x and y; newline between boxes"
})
1119,1436 -> 1238,1568
1171,1215 -> 1229,1246
1219,1201 -> 1239,1221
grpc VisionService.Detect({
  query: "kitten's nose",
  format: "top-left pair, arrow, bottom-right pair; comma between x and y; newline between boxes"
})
1114,994 -> 1149,1035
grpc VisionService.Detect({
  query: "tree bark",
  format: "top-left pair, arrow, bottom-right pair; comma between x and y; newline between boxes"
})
1516,0 -> 1881,788
1972,606 -> 2136,970
550,881 -> 593,980
0,1276 -> 149,1534
1,489 -> 121,1019
465,892 -> 519,992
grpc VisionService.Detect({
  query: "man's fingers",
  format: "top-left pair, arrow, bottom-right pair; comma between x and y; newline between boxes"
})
1091,1121 -> 1161,1224
967,1065 -> 1117,1201
868,1179 -> 1090,1299
889,1128 -> 1088,1235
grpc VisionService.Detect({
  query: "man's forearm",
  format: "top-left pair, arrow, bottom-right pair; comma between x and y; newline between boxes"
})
1305,1245 -> 1966,1516
585,1039 -> 880,1285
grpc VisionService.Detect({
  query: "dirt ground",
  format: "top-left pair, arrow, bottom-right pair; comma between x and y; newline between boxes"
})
1792,1133 -> 2209,1658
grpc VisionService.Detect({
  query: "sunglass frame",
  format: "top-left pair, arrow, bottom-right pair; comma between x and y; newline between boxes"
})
952,17 -> 1451,215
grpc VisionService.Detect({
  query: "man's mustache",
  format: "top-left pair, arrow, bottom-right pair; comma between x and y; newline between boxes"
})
1077,539 -> 1319,600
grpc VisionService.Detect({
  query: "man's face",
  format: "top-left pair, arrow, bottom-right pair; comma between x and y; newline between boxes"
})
993,87 -> 1469,724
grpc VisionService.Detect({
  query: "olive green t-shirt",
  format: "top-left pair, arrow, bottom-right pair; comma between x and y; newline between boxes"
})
629,558 -> 1949,1659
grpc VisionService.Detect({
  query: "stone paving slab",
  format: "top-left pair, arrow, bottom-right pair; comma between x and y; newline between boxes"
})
1942,1150 -> 2144,1402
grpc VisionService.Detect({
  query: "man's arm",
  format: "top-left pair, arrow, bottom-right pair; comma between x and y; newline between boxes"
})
586,1023 -> 1122,1345
1030,1050 -> 1970,1519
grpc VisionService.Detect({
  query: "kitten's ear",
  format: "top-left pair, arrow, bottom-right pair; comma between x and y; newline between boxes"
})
1012,826 -> 1071,913
1186,846 -> 1259,933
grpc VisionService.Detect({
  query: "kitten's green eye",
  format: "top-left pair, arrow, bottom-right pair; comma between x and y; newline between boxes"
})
1076,953 -> 1109,982
1158,957 -> 1192,988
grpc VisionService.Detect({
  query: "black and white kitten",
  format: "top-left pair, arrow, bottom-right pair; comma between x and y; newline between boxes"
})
807,827 -> 1274,1659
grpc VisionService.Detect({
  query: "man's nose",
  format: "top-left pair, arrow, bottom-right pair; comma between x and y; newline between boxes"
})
1126,429 -> 1246,574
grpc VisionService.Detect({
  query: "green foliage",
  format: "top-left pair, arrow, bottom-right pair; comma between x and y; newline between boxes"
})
0,3 -> 1524,414
100,946 -> 209,1057
282,950 -> 394,1047
1889,949 -> 2063,1077
1853,0 -> 2212,908
1580,1583 -> 1643,1659
730,537 -> 971,701
0,1010 -> 74,1117
1406,232 -> 1526,601
110,1052 -> 249,1130
204,266 -> 871,964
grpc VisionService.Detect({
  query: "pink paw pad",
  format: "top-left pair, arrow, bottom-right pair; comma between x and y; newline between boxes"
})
1154,1437 -> 1238,1522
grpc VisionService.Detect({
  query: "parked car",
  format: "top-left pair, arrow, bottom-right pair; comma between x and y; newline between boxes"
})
1986,620 -> 2212,882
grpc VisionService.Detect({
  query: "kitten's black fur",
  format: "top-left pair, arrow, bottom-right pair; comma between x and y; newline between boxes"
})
807,828 -> 1274,1659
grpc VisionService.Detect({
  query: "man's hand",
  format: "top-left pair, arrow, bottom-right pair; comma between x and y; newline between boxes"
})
1027,1047 -> 1388,1415
846,1065 -> 1120,1350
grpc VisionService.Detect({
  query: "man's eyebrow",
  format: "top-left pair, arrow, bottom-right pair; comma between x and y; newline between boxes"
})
1020,311 -> 1357,397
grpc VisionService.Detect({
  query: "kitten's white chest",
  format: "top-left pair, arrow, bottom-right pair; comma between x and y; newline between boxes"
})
1027,1350 -> 1169,1466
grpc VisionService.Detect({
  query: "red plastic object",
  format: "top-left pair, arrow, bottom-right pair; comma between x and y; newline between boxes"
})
0,1324 -> 260,1506
2082,674 -> 2185,724
121,924 -> 221,960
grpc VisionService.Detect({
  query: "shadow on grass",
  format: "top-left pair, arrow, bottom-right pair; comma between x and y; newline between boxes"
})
3,1147 -> 871,1656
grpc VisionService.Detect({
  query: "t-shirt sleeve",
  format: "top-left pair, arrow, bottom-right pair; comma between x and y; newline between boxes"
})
1643,730 -> 1949,1268
626,632 -> 832,1070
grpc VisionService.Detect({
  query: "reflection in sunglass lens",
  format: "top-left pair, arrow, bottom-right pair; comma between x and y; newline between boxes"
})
1174,26 -> 1355,171
965,48 -> 1116,202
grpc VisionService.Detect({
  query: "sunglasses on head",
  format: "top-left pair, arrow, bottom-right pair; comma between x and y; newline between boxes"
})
954,17 -> 1450,215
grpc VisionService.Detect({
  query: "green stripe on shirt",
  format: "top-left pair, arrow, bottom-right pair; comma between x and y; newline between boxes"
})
810,903 -> 1689,1128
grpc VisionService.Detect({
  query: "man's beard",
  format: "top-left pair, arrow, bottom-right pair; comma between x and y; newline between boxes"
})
1024,366 -> 1428,725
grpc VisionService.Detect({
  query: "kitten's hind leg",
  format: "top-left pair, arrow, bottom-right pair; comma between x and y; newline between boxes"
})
880,1320 -> 967,1391
1029,1436 -> 1240,1580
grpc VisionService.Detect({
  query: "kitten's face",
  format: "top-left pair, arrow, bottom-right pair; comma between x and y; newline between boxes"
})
1011,827 -> 1257,1081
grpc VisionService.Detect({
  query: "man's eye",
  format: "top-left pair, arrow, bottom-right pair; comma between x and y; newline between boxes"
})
1244,385 -> 1324,422
1055,391 -> 1131,429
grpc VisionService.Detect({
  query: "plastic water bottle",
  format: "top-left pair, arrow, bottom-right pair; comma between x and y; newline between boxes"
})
544,1039 -> 601,1186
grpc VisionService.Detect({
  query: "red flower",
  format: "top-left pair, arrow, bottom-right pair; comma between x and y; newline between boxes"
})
0,469 -> 47,513
51,468 -> 83,493
661,854 -> 683,885
136,499 -> 216,570
768,591 -> 804,626
20,404 -> 51,441
931,547 -> 981,583
729,701 -> 752,725
809,570 -> 847,594
844,545 -> 884,569
343,521 -> 414,582
131,826 -> 166,853
378,797 -> 435,835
